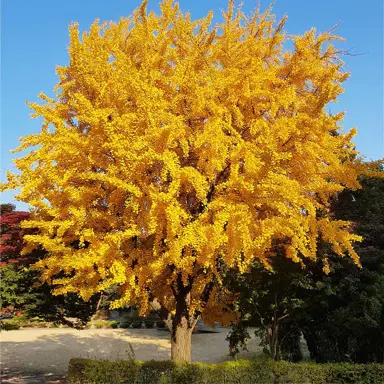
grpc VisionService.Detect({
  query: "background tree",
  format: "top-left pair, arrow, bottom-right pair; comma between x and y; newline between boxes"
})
0,204 -> 42,314
0,204 -> 35,264
226,254 -> 311,361
227,173 -> 384,363
1,0 -> 380,362
0,204 -> 97,325
302,173 -> 384,363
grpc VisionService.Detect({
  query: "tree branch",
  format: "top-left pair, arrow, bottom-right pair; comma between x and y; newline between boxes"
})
277,313 -> 290,322
150,299 -> 172,328
193,281 -> 215,319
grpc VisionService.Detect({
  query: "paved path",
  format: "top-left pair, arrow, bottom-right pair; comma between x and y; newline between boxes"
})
1,327 -> 261,383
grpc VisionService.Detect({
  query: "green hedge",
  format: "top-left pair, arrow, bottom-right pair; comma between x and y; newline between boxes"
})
67,356 -> 384,384
0,320 -> 21,331
0,314 -> 55,330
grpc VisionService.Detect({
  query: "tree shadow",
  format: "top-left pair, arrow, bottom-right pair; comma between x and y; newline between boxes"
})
1,329 -> 171,382
1,369 -> 65,384
0,327 -> 262,382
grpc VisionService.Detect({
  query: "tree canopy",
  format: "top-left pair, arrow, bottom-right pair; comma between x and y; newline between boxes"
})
1,0 -> 381,361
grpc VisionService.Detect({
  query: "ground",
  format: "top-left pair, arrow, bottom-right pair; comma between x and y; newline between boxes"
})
1,327 -> 261,383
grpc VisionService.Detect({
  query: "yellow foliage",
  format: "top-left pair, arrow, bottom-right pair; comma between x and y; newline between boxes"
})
2,0 -> 381,324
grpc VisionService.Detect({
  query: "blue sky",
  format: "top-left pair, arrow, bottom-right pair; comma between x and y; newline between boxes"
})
1,0 -> 383,210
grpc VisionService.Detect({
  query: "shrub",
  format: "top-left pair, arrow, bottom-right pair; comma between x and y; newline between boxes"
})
120,317 -> 132,328
0,313 -> 35,330
132,319 -> 143,329
156,320 -> 166,329
0,320 -> 21,331
144,319 -> 155,329
67,358 -> 140,384
67,356 -> 384,384
24,317 -> 55,328
137,360 -> 176,383
93,320 -> 114,329
110,320 -> 119,329
0,314 -> 60,329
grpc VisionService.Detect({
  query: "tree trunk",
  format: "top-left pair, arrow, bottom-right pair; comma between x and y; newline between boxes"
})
268,322 -> 280,361
96,292 -> 103,312
161,273 -> 213,363
171,316 -> 193,363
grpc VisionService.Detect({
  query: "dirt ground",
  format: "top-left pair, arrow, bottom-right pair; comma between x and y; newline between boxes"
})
1,327 -> 261,383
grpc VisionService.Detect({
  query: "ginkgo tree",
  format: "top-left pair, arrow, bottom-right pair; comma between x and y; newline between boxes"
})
2,0 -> 381,362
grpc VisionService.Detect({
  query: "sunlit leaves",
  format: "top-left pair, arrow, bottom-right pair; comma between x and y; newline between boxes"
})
1,0 -> 379,321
